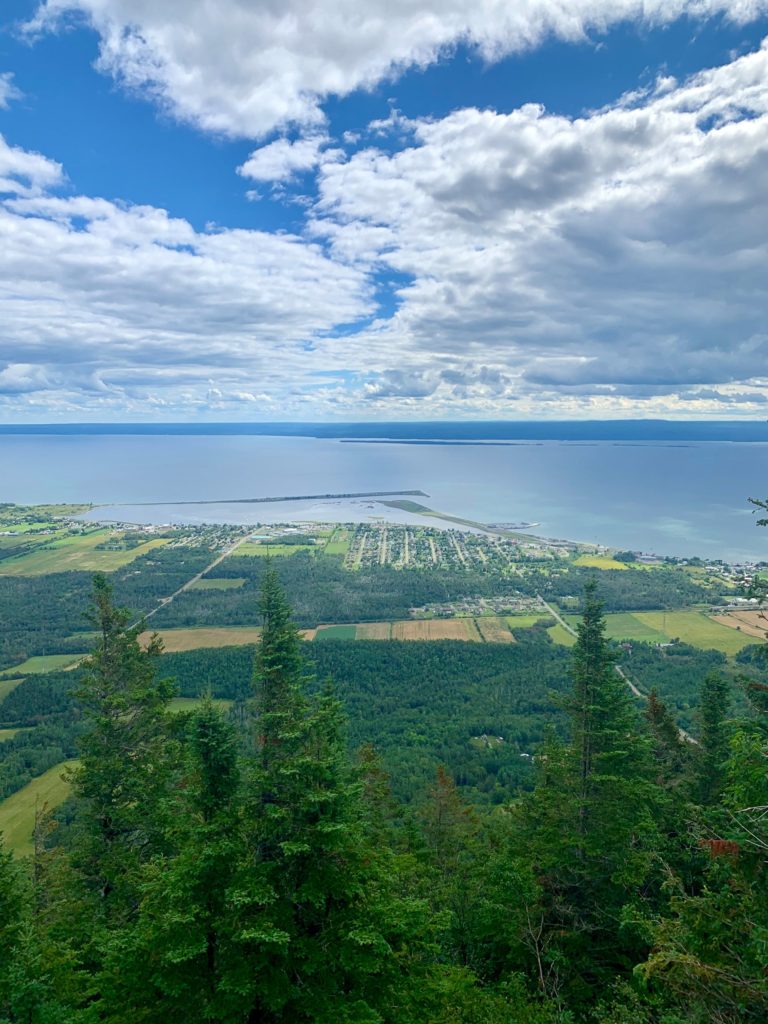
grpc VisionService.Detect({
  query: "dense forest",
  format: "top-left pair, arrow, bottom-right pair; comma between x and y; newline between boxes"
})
1,562 -> 766,1023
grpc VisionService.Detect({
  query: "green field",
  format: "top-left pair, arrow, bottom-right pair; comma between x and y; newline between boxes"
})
562,612 -> 668,644
0,654 -> 84,678
315,625 -> 358,641
0,761 -> 77,857
0,728 -> 24,742
190,577 -> 247,590
505,614 -> 551,635
633,610 -> 751,656
548,624 -> 576,647
0,530 -> 169,575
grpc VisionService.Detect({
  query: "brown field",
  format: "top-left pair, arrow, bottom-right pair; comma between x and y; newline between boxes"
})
392,619 -> 480,642
355,622 -> 393,639
140,626 -> 263,652
712,610 -> 767,639
475,616 -> 516,643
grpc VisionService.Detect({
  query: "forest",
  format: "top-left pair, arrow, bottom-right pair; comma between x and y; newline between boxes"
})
1,560 -> 767,1023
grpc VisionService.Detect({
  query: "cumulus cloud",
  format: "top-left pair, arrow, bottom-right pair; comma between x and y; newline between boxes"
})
0,133 -> 64,196
25,0 -> 768,138
238,134 -> 330,183
310,40 -> 768,405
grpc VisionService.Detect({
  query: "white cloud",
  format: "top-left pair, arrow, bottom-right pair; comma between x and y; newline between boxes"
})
238,134 -> 329,183
0,133 -> 64,196
310,40 -> 768,404
25,0 -> 768,138
0,72 -> 22,109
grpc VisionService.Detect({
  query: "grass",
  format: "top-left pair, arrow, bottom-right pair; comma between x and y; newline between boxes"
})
505,614 -> 551,634
189,577 -> 246,590
712,611 -> 767,640
315,625 -> 358,641
633,610 -> 751,656
0,654 -> 84,678
0,530 -> 169,576
237,543 -> 314,557
0,678 -> 25,702
475,616 -> 516,643
574,554 -> 630,570
0,761 -> 77,857
548,624 -> 577,647
355,622 -> 393,640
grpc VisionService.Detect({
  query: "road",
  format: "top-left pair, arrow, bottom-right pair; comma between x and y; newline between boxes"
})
535,595 -> 698,744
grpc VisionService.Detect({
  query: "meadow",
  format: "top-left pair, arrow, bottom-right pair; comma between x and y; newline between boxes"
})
0,760 -> 77,856
0,654 -> 84,677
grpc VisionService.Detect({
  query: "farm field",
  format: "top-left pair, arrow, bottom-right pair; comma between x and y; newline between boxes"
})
633,610 -> 751,656
168,697 -> 233,713
711,610 -> 767,639
0,530 -> 169,576
0,760 -> 77,856
355,622 -> 393,639
140,626 -> 263,652
0,728 -> 23,741
548,625 -> 576,647
190,577 -> 246,590
475,616 -> 516,643
574,554 -> 629,570
0,654 -> 84,677
562,612 -> 669,644
315,625 -> 358,641
506,614 -> 551,635
392,619 -> 483,641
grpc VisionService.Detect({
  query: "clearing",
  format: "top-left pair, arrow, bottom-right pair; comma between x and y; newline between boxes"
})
0,760 -> 77,857
0,654 -> 84,678
475,616 -> 516,643
573,554 -> 630,570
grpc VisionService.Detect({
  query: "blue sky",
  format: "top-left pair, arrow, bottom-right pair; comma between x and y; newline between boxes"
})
1,1 -> 768,421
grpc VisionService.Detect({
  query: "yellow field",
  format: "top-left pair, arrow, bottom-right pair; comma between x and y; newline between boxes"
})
392,619 -> 481,642
574,554 -> 629,570
633,610 -> 751,656
0,531 -> 169,576
712,610 -> 767,640
475,616 -> 516,643
140,626 -> 263,652
356,622 -> 393,639
0,761 -> 77,857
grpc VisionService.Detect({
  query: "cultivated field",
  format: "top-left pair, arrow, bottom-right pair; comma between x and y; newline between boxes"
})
392,619 -> 482,641
355,622 -> 393,639
315,625 -> 358,641
548,625 -> 576,647
168,697 -> 233,713
0,531 -> 169,576
475,616 -> 516,643
140,626 -> 263,652
0,654 -> 84,677
505,614 -> 551,635
562,612 -> 668,644
633,610 -> 751,656
712,610 -> 767,640
190,577 -> 246,590
0,678 -> 25,702
0,760 -> 77,857
238,543 -> 314,556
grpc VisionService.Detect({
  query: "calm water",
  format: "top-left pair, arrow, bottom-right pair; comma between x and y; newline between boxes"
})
1,434 -> 766,561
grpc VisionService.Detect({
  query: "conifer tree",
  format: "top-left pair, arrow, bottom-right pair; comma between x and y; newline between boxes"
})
70,574 -> 176,922
696,671 -> 730,806
519,582 -> 658,1004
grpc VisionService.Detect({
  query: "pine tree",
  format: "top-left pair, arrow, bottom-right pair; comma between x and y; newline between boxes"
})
519,582 -> 659,1005
71,573 -> 176,917
240,568 -> 431,1023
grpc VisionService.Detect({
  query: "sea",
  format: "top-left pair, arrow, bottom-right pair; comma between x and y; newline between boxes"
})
0,423 -> 766,562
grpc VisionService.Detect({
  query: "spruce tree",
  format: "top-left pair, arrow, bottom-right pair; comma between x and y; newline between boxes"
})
696,671 -> 731,806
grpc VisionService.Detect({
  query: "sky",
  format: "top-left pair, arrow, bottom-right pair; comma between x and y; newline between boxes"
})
1,1 -> 768,422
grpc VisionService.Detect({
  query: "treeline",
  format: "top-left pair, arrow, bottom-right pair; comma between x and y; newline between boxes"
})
2,572 -> 766,1023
